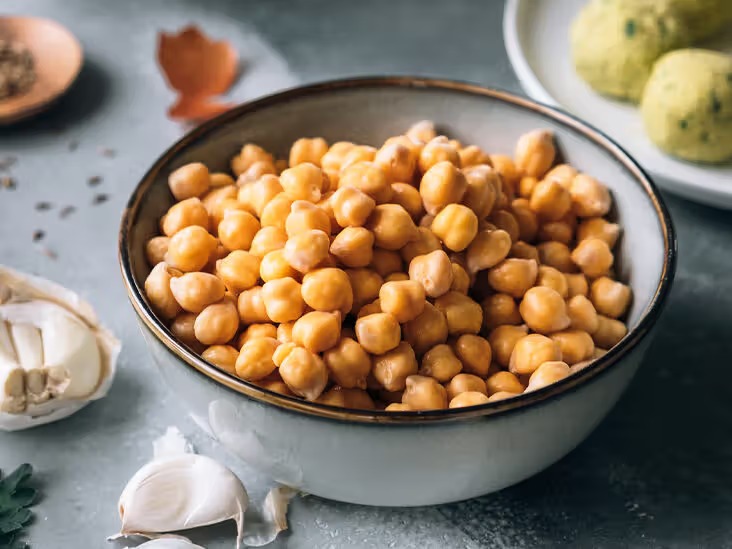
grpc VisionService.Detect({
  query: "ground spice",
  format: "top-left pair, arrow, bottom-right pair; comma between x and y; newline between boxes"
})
32,230 -> 45,242
1,176 -> 16,190
87,175 -> 102,186
0,40 -> 36,100
35,201 -> 52,211
59,205 -> 76,219
92,193 -> 109,205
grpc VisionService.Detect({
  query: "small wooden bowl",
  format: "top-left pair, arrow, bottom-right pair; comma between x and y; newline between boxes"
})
0,16 -> 83,125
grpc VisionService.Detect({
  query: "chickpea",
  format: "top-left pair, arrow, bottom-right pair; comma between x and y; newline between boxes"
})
237,161 -> 277,186
487,258 -> 538,298
529,179 -> 571,221
210,197 -> 250,228
285,200 -> 331,237
215,250 -> 260,293
450,263 -> 471,294
510,241 -> 540,262
465,229 -> 512,274
508,333 -> 562,375
570,174 -> 611,217
202,345 -> 239,374
376,280 -> 425,323
490,210 -> 520,243
340,145 -> 377,172
168,162 -> 210,200
237,175 -> 284,217
339,161 -> 392,203
593,315 -> 628,349
518,176 -> 538,199
169,272 -> 225,313
144,263 -> 182,320
590,277 -> 631,319
231,144 -> 274,177
577,217 -> 620,248
355,312 -> 401,355
457,144 -> 490,168
489,154 -> 519,192
485,371 -> 525,395
330,186 -> 376,228
249,226 -> 288,258
567,295 -> 599,333
404,251 -> 452,300
284,229 -> 331,273
487,391 -> 521,402
202,185 -> 238,220
237,286 -> 271,324
289,137 -> 328,167
272,341 -> 297,367
385,403 -> 413,412
402,375 -> 448,410
433,292 -> 483,335
565,273 -> 589,298
401,302 -> 448,356
323,337 -> 371,389
162,198 -> 209,236
260,277 -> 305,323
544,164 -> 578,189
214,210 -> 259,253
511,198 -> 539,242
538,241 -> 576,273
316,387 -> 375,409
374,142 -> 417,183
145,236 -> 170,266
400,227 -> 441,264
389,182 -> 424,222
279,346 -> 329,400
406,120 -> 436,144
430,204 -> 479,252
233,336 -> 279,381
449,391 -> 490,408
446,373 -> 488,400
525,361 -> 570,392
238,323 -> 278,348
358,299 -> 382,318
317,193 -> 340,233
260,249 -> 299,282
321,141 -> 356,181
519,286 -> 570,334
448,334 -> 491,377
280,163 -> 326,203
256,378 -> 294,396
382,273 -> 407,284
489,324 -> 529,368
296,267 -> 353,316
276,321 -> 294,344
291,311 -> 341,353
210,172 -> 236,188
346,268 -> 384,313
162,226 -> 215,273
571,238 -> 614,278
550,330 -> 594,365
193,301 -> 239,345
419,344 -> 463,383
514,129 -> 555,178
369,341 -> 417,391
537,218 -> 574,245
259,193 -> 294,230
170,312 -> 204,353
329,227 -> 374,268
419,161 -> 468,215
536,265 -> 569,298
481,294 -> 522,331
462,165 -> 499,218
419,214 -> 435,228
366,204 -> 419,250
419,137 -> 461,174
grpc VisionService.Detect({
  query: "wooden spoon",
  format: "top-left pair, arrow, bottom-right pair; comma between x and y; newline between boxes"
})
0,16 -> 83,125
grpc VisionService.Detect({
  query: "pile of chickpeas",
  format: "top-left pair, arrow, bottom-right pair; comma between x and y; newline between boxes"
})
143,121 -> 631,412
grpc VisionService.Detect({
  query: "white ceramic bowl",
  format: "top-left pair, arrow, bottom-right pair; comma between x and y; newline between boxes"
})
119,78 -> 676,506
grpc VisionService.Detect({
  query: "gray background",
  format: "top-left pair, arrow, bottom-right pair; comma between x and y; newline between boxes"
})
1,1 -> 731,548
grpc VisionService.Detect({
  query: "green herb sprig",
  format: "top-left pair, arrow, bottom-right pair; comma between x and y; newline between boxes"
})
0,464 -> 37,549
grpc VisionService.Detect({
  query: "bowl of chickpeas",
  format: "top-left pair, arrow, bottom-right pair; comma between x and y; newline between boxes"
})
119,77 -> 675,506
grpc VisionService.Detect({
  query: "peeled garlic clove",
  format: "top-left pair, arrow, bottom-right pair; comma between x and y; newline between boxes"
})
131,538 -> 205,549
0,265 -> 120,431
117,454 -> 249,547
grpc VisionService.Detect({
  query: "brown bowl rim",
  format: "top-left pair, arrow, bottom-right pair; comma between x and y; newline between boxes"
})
119,76 -> 676,424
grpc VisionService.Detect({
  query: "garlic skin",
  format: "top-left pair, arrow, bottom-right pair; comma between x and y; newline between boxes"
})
0,265 -> 120,431
128,538 -> 205,549
117,454 -> 249,548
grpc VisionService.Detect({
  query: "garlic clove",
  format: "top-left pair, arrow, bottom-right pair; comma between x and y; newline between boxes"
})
130,539 -> 206,549
117,454 -> 249,548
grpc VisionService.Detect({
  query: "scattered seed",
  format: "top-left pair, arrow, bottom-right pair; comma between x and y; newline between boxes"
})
38,246 -> 57,260
35,201 -> 53,211
59,205 -> 76,219
32,229 -> 45,242
87,175 -> 102,186
0,156 -> 17,171
1,176 -> 16,190
68,140 -> 79,152
92,193 -> 109,205
98,147 -> 116,158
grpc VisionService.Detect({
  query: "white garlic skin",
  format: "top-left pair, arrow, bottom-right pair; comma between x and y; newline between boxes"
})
130,538 -> 205,549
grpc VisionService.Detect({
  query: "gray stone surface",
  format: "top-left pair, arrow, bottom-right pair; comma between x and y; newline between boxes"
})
0,0 -> 730,547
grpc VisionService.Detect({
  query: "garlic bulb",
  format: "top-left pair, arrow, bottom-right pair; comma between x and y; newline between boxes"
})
117,454 -> 249,547
0,265 -> 119,431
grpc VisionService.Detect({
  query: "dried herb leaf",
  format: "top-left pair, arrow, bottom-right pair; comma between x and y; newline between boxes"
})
0,464 -> 37,549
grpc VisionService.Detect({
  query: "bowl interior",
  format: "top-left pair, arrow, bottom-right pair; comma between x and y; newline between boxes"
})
123,79 -> 673,419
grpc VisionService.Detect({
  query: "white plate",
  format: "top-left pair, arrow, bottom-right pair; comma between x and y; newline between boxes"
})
503,0 -> 732,209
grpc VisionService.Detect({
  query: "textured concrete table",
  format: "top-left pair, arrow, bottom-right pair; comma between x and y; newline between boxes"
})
1,1 -> 731,548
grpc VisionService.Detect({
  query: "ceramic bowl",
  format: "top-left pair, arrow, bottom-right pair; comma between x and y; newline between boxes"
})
119,77 -> 676,506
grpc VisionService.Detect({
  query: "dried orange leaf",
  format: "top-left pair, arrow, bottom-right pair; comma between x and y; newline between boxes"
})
157,25 -> 238,121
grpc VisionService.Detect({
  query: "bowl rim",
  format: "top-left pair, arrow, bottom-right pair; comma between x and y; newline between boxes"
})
119,76 -> 676,424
